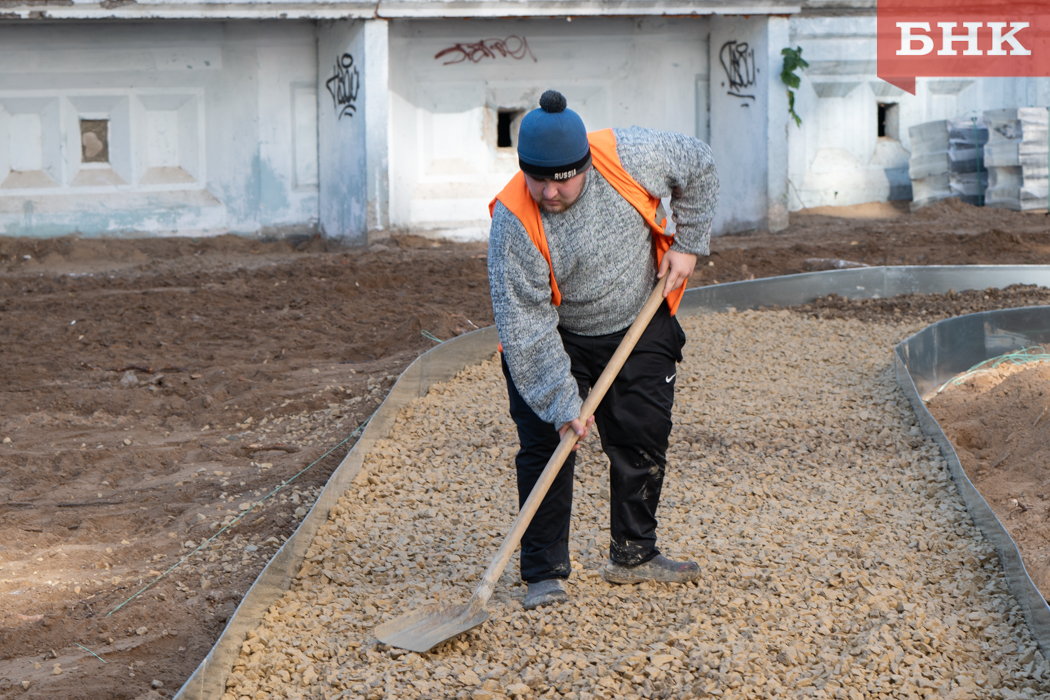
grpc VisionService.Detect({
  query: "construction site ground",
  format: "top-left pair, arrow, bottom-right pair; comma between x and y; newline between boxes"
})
1,198 -> 1050,699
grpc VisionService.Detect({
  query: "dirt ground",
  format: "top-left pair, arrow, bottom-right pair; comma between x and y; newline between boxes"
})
1,198 -> 1049,699
926,361 -> 1050,601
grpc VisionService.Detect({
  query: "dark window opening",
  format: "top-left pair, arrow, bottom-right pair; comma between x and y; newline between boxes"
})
80,119 -> 109,164
497,109 -> 525,148
877,103 -> 899,140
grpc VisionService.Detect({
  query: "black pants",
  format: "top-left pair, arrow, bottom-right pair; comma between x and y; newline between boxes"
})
502,301 -> 686,583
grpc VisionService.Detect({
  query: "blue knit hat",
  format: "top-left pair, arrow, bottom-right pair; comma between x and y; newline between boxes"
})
517,90 -> 591,180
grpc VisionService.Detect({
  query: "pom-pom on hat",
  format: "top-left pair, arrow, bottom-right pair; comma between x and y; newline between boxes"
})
517,90 -> 591,181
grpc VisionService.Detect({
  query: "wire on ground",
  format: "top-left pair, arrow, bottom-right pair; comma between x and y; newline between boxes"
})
106,413 -> 376,617
935,346 -> 1050,395
75,642 -> 107,663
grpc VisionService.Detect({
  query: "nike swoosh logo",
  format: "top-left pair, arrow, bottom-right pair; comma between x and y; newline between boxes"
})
665,374 -> 676,383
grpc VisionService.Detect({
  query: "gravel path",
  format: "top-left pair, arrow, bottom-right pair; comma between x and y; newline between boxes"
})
221,310 -> 1050,700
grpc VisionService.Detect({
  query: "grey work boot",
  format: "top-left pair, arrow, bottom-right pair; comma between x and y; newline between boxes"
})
600,554 -> 700,585
523,578 -> 568,610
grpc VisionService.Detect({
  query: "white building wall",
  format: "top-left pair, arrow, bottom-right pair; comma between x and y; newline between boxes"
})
318,20 -> 368,244
788,14 -> 1050,211
0,22 -> 318,237
365,19 -> 391,235
387,16 -> 711,240
709,15 -> 790,233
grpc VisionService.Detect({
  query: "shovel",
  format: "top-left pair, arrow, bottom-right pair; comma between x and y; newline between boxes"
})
375,278 -> 672,653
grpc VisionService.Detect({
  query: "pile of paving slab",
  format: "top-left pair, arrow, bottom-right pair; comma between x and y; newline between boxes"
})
909,108 -> 1049,212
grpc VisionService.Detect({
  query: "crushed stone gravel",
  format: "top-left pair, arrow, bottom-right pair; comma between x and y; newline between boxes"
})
221,310 -> 1050,700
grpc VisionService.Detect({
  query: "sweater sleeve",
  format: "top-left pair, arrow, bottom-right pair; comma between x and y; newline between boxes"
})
613,126 -> 719,256
488,201 -> 583,428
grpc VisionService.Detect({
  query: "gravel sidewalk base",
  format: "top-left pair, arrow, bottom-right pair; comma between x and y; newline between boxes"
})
222,310 -> 1050,700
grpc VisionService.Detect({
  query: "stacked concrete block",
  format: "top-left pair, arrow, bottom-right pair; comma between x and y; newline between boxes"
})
983,108 -> 1050,212
908,117 -> 988,211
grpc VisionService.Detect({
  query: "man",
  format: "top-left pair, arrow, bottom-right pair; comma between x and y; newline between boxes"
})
488,90 -> 719,610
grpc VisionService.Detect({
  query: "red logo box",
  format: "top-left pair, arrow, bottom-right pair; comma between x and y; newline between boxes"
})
877,0 -> 1050,94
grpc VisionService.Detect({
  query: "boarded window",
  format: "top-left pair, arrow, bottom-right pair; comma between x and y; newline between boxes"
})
80,119 -> 109,164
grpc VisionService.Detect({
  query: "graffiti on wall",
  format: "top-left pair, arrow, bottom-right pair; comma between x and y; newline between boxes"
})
719,41 -> 756,101
434,36 -> 536,65
326,53 -> 361,119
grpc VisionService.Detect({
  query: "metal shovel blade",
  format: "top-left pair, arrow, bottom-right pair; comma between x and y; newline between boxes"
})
374,600 -> 490,654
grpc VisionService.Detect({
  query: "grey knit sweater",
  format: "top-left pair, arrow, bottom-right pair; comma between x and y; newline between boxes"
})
488,126 -> 719,428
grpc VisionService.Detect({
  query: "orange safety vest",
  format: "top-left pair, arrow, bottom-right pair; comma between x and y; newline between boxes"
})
488,128 -> 685,316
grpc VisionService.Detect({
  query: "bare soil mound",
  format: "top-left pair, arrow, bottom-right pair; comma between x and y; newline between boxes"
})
926,360 -> 1050,601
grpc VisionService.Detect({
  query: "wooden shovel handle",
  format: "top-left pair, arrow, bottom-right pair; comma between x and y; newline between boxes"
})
471,279 -> 671,606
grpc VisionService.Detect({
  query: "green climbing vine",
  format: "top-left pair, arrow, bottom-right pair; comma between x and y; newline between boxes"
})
781,47 -> 809,127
